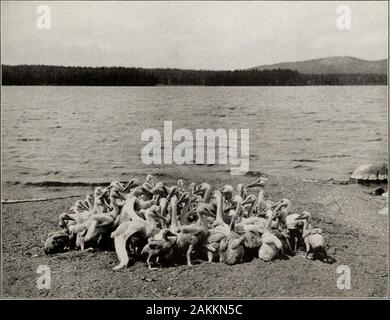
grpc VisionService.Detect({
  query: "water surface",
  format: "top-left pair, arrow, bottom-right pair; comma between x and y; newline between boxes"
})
1,86 -> 387,194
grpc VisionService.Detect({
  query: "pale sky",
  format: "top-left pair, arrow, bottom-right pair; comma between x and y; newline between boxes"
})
1,1 -> 388,70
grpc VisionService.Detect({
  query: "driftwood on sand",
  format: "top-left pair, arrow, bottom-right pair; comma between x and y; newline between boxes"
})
1,194 -> 85,204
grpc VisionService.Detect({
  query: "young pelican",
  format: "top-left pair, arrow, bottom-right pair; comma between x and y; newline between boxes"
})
246,177 -> 272,213
211,190 -> 230,231
219,214 -> 246,265
194,183 -> 213,203
219,185 -> 234,201
158,197 -> 170,228
83,193 -> 95,211
143,174 -> 155,190
110,205 -> 162,270
277,199 -> 305,251
44,230 -> 70,254
130,175 -> 155,199
115,195 -> 148,227
168,194 -> 207,266
123,178 -> 140,193
203,191 -> 237,262
177,179 -> 186,193
241,194 -> 257,217
299,211 -> 329,261
91,187 -> 110,214
236,184 -> 247,200
83,187 -> 124,246
174,200 -> 210,260
258,211 -> 284,261
141,229 -> 177,270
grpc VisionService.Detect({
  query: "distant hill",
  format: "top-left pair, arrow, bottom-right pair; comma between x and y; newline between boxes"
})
249,56 -> 387,75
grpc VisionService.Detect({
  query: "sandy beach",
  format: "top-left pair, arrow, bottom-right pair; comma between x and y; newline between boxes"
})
2,174 -> 388,298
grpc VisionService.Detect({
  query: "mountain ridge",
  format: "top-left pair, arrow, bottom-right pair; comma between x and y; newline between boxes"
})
248,56 -> 387,75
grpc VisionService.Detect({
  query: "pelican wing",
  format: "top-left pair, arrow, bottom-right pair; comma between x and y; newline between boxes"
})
207,232 -> 226,244
243,231 -> 262,249
179,225 -> 204,234
92,213 -> 115,226
111,220 -> 145,238
262,232 -> 283,249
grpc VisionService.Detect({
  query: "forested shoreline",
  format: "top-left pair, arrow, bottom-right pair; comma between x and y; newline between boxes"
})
2,64 -> 387,86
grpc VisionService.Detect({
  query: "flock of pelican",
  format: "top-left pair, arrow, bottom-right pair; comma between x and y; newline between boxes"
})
45,175 -> 330,270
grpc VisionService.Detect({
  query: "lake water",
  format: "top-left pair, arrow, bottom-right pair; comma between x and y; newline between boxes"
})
1,86 -> 387,194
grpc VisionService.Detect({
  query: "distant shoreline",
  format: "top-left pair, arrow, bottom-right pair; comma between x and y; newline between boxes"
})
2,64 -> 387,86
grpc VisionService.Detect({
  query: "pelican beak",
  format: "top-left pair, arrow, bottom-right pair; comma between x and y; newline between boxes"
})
193,185 -> 202,195
296,212 -> 306,219
167,187 -> 177,201
271,200 -> 283,210
129,180 -> 138,188
203,207 -> 216,217
102,196 -> 111,208
187,207 -> 197,215
156,213 -> 167,221
162,186 -> 170,196
60,212 -> 75,221
165,230 -> 176,237
241,197 -> 252,206
114,191 -> 126,201
246,180 -> 260,188
78,202 -> 89,212
66,213 -> 75,221
177,192 -> 188,204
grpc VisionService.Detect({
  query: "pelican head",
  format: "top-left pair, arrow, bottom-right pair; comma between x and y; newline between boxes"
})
247,177 -> 269,188
151,182 -> 169,197
189,182 -> 196,194
219,185 -> 234,200
241,194 -> 257,206
167,186 -> 178,201
108,180 -> 124,191
44,231 -> 70,254
177,179 -> 185,191
126,178 -> 139,189
59,212 -> 75,222
236,184 -> 245,196
94,187 -> 106,199
177,191 -> 189,203
161,229 -> 177,240
278,198 -> 291,213
85,193 -> 95,209
142,175 -> 155,191
232,194 -> 243,204
297,211 -> 312,220
312,227 -> 323,234
149,205 -> 160,214
212,189 -> 223,199
146,174 -> 154,185
109,186 -> 126,201
72,200 -> 89,213
227,209 -> 237,217
194,183 -> 211,195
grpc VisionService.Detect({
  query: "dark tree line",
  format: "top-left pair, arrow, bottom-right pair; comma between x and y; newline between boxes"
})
1,64 -> 387,86
304,73 -> 387,85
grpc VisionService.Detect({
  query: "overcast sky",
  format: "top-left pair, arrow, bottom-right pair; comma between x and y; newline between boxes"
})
1,1 -> 388,70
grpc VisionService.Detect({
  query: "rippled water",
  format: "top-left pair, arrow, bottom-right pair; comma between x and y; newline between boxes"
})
1,86 -> 387,190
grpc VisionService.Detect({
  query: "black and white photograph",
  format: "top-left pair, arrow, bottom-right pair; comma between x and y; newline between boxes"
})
1,0 -> 388,300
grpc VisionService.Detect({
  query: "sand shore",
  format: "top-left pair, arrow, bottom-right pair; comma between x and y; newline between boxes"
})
1,174 -> 388,298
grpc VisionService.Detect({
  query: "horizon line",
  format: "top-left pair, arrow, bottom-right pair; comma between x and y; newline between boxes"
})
1,55 -> 388,72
